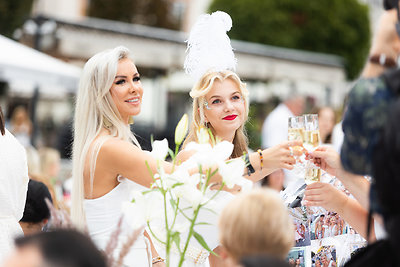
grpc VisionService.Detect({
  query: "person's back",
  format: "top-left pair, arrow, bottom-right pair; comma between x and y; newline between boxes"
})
0,106 -> 29,262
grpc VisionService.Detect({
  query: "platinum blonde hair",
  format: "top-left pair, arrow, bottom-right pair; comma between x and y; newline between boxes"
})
183,70 -> 249,158
71,46 -> 140,228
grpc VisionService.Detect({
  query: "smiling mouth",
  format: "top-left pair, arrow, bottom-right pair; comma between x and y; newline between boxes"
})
223,115 -> 237,120
125,98 -> 139,103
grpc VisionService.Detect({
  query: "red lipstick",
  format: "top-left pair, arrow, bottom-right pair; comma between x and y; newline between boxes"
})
223,115 -> 237,121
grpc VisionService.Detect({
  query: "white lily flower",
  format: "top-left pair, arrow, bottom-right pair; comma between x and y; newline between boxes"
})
184,140 -> 233,167
218,158 -> 246,189
171,171 -> 206,210
149,138 -> 169,161
196,127 -> 210,144
123,190 -> 164,228
172,220 -> 191,234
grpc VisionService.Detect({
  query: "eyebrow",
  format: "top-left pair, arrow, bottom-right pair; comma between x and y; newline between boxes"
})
114,73 -> 140,79
208,91 -> 241,99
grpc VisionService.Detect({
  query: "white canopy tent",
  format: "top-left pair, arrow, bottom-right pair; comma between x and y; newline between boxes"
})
0,34 -> 81,97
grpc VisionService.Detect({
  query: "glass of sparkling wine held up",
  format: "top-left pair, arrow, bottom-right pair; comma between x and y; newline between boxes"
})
304,114 -> 321,184
288,116 -> 305,158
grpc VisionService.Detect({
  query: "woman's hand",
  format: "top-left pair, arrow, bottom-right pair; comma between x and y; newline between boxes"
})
303,182 -> 348,213
263,140 -> 303,171
307,146 -> 341,177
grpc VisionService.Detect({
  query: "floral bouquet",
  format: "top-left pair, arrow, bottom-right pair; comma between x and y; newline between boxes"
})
123,114 -> 252,267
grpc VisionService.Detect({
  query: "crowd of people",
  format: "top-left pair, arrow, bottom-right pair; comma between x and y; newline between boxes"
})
1,1 -> 400,267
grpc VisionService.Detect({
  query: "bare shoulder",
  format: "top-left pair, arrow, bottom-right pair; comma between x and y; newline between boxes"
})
176,149 -> 196,164
99,137 -> 142,161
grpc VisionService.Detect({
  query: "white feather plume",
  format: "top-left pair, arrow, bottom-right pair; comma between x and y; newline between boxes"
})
184,11 -> 237,81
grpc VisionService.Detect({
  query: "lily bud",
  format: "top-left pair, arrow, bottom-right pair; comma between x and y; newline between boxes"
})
196,127 -> 210,144
175,114 -> 189,146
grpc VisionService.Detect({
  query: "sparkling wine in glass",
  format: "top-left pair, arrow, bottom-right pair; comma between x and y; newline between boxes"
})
288,116 -> 305,173
303,114 -> 321,184
288,116 -> 305,152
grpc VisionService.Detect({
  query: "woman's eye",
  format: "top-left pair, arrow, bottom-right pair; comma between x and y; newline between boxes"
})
116,79 -> 126,85
232,95 -> 241,101
133,76 -> 141,82
212,99 -> 221,104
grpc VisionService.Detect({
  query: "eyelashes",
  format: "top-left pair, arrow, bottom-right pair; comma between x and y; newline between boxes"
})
115,76 -> 141,85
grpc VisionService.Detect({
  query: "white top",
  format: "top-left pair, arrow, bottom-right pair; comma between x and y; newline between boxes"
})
261,103 -> 298,186
261,103 -> 293,149
84,177 -> 151,267
331,121 -> 344,154
0,129 -> 29,263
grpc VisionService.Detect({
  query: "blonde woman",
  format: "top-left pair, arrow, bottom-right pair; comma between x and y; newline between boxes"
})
71,46 -> 168,266
218,188 -> 294,266
176,70 -> 300,266
71,47 -> 287,266
179,70 -> 298,177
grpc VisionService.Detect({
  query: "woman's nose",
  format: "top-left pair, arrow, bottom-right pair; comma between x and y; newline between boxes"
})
224,100 -> 234,111
129,82 -> 138,93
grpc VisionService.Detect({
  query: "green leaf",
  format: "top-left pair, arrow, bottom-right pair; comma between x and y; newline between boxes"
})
171,231 -> 181,252
194,222 -> 212,226
170,198 -> 176,209
168,148 -> 175,160
193,231 -> 217,256
171,182 -> 184,189
199,207 -> 218,215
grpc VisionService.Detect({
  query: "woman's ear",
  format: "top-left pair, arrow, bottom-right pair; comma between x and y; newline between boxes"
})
218,246 -> 229,260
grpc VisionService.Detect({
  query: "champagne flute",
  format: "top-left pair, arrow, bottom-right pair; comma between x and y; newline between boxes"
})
288,116 -> 305,172
303,114 -> 321,184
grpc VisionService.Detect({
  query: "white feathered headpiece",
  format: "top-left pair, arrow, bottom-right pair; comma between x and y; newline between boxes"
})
184,11 -> 237,81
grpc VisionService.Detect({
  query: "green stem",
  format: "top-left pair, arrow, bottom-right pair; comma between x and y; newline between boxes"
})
172,144 -> 180,172
163,191 -> 171,267
177,205 -> 201,267
147,222 -> 166,245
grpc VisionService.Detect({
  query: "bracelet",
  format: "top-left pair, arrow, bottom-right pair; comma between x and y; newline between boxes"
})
369,54 -> 397,68
242,153 -> 255,176
257,149 -> 263,170
152,256 -> 165,264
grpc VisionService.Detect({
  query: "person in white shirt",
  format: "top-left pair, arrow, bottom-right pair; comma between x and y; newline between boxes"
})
0,106 -> 29,263
261,94 -> 305,188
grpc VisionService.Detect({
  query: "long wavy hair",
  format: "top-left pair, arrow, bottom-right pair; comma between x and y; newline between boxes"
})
0,106 -> 5,136
183,70 -> 249,158
71,46 -> 140,228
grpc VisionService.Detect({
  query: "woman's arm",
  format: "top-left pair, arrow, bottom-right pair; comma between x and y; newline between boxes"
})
309,146 -> 370,210
97,138 -> 173,188
304,182 -> 375,241
245,140 -> 301,182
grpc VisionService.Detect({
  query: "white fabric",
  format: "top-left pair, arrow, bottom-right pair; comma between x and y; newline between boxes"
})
0,34 -> 81,95
0,129 -> 29,263
84,177 -> 151,267
156,190 -> 235,267
261,103 -> 293,149
331,121 -> 344,154
261,103 -> 298,186
374,220 -> 386,240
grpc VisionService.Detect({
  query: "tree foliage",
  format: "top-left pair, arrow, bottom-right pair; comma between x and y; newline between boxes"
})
88,0 -> 179,30
0,0 -> 34,38
209,0 -> 371,79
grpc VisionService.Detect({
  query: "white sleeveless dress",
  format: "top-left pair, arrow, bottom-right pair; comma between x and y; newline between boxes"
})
84,177 -> 151,267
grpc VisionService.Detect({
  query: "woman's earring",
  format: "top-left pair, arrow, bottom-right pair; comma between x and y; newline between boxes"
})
103,117 -> 112,129
128,116 -> 134,125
